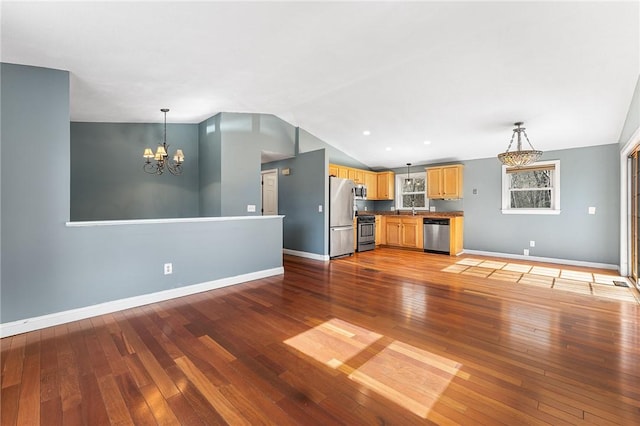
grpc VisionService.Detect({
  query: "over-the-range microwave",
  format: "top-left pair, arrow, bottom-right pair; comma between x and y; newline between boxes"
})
354,184 -> 367,200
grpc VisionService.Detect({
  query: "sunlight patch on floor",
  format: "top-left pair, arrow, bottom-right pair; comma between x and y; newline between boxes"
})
349,340 -> 465,418
284,318 -> 464,418
442,259 -> 638,303
283,318 -> 382,369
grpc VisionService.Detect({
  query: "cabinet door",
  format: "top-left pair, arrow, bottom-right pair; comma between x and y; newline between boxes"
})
377,172 -> 395,200
353,218 -> 358,250
401,218 -> 420,248
385,219 -> 402,246
338,166 -> 349,179
364,172 -> 378,200
426,168 -> 442,198
329,164 -> 339,177
442,165 -> 463,198
375,216 -> 382,245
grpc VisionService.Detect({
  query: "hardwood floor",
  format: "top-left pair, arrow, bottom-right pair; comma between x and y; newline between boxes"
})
2,249 -> 639,425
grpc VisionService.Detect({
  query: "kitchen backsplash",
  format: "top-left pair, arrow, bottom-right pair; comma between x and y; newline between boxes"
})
356,198 -> 463,213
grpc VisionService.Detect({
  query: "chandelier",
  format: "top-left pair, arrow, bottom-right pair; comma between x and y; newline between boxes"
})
143,108 -> 184,175
497,122 -> 542,168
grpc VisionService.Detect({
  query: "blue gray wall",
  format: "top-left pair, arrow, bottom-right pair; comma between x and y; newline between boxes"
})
219,113 -> 295,216
263,149 -> 328,255
71,122 -> 199,220
371,146 -> 619,265
70,112 -> 297,220
453,145 -> 618,264
1,63 -> 283,324
199,113 -> 222,216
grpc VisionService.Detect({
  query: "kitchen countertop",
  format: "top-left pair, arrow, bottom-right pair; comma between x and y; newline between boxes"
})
359,211 -> 464,218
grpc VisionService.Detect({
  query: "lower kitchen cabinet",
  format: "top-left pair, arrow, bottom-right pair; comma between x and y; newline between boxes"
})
384,216 -> 423,249
375,215 -> 383,245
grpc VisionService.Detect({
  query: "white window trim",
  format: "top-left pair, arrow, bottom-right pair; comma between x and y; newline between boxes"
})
501,160 -> 561,215
395,172 -> 428,210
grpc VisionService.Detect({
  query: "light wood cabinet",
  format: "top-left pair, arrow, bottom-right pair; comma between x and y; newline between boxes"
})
385,217 -> 402,246
364,172 -> 378,200
375,215 -> 383,245
348,168 -> 364,184
449,217 -> 464,256
426,165 -> 463,199
329,164 -> 393,201
376,172 -> 395,200
383,216 -> 423,249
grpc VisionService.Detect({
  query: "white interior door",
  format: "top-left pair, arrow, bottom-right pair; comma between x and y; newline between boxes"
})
261,169 -> 278,215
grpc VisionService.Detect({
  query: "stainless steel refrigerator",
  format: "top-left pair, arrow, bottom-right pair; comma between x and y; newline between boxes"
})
329,176 -> 355,258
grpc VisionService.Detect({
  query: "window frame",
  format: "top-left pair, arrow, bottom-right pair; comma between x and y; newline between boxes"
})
501,160 -> 561,215
395,172 -> 428,211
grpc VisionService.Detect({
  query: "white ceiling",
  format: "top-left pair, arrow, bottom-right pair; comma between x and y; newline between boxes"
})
2,1 -> 638,168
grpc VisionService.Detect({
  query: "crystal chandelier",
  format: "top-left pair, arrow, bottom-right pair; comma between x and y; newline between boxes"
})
143,108 -> 184,175
497,122 -> 542,168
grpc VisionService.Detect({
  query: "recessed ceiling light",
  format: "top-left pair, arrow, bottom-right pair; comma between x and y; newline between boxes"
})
424,140 -> 432,145
363,130 -> 371,136
385,147 -> 392,151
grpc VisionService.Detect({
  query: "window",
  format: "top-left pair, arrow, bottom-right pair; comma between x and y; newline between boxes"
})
395,173 -> 427,210
501,160 -> 560,214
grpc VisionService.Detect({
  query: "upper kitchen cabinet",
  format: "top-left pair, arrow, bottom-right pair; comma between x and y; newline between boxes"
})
426,165 -> 464,199
329,163 -> 351,179
328,164 -> 392,200
377,171 -> 395,200
348,168 -> 364,184
364,172 -> 377,199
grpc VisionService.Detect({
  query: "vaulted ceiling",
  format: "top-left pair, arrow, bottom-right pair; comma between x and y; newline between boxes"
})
2,1 -> 638,168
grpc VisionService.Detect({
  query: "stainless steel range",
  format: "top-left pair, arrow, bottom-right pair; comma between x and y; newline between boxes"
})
356,215 -> 375,252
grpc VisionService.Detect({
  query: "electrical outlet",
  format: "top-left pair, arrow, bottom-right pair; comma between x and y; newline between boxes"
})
523,249 -> 530,256
247,204 -> 256,212
530,240 -> 535,247
164,263 -> 172,275
429,206 -> 436,212
588,206 -> 596,215
318,205 -> 323,212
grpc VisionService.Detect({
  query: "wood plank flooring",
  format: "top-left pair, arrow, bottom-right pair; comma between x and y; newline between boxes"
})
2,249 -> 640,425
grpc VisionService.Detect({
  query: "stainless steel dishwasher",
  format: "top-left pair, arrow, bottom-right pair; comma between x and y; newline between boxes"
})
423,218 -> 450,254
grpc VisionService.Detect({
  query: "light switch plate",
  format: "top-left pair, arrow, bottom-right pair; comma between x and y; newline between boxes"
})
318,205 -> 323,212
588,207 -> 596,215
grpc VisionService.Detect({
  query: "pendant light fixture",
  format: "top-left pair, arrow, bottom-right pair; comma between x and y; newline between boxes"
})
497,122 -> 542,168
143,108 -> 184,175
406,162 -> 416,215
405,162 -> 413,185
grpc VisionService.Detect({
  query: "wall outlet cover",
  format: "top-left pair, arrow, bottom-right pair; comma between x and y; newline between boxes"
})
429,206 -> 436,212
318,205 -> 323,212
530,240 -> 535,247
164,263 -> 172,275
247,204 -> 256,212
523,249 -> 530,256
588,207 -> 596,215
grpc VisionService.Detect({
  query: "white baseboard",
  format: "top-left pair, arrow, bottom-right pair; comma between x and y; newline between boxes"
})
462,249 -> 619,271
0,267 -> 284,338
283,248 -> 329,261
